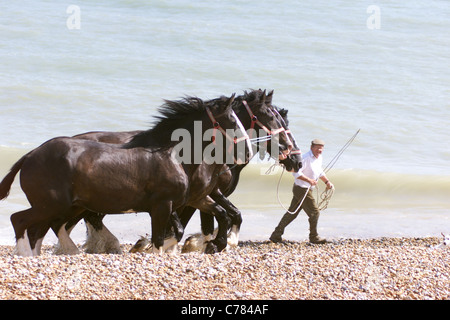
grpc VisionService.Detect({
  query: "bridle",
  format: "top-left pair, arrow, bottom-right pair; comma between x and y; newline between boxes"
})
270,107 -> 302,156
242,100 -> 288,139
205,106 -> 250,155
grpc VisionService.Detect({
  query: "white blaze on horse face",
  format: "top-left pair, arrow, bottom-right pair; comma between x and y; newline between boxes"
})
232,111 -> 252,164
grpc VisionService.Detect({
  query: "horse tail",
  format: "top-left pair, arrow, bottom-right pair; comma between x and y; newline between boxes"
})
0,152 -> 30,200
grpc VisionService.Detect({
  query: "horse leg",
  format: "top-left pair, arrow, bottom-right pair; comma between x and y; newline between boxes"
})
52,214 -> 82,254
83,212 -> 122,254
149,201 -> 173,254
181,212 -> 214,253
179,206 -> 197,229
10,209 -> 33,256
62,211 -> 121,254
211,192 -> 242,247
27,222 -> 50,255
195,196 -> 230,254
163,211 -> 184,254
50,207 -> 86,255
200,211 -> 215,240
10,208 -> 51,256
53,222 -> 80,255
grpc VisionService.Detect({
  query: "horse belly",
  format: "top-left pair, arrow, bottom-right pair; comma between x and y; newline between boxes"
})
71,169 -> 149,214
72,151 -> 188,214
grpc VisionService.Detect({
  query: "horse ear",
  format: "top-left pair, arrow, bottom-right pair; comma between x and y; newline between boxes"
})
219,93 -> 235,112
259,89 -> 266,104
266,90 -> 274,105
226,93 -> 236,110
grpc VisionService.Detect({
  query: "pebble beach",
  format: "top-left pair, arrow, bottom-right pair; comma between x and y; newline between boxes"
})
0,237 -> 448,300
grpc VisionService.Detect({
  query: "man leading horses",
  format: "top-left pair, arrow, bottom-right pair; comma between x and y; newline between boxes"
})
270,139 -> 334,244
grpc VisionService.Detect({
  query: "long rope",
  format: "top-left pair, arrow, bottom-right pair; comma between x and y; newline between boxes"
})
274,129 -> 360,214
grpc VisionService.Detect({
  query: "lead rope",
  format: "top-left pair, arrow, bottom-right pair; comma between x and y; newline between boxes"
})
273,129 -> 360,214
316,186 -> 334,211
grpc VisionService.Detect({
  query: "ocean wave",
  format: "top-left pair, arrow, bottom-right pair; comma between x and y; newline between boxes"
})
233,165 -> 450,209
1,146 -> 449,211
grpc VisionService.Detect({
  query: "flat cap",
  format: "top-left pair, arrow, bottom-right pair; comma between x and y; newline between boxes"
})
311,138 -> 325,146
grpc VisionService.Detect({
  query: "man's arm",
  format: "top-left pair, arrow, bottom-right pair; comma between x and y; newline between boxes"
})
320,175 -> 334,189
297,174 -> 317,187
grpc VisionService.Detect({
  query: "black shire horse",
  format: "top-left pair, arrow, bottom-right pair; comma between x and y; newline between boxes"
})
0,94 -> 251,256
179,105 -> 303,252
57,89 -> 296,254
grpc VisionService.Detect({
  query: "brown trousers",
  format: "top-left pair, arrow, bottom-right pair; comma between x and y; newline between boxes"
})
272,185 -> 321,239
288,185 -> 320,218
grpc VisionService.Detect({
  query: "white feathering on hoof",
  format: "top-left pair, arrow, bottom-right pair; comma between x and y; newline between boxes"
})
129,235 -> 180,255
432,233 -> 450,249
181,228 -> 239,253
83,222 -> 122,254
227,225 -> 240,247
129,235 -> 152,253
181,233 -> 208,253
14,230 -> 33,257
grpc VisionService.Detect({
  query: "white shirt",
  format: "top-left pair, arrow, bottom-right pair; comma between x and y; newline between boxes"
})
292,150 -> 324,189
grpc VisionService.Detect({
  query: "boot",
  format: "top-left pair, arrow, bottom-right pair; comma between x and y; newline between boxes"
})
309,234 -> 328,244
308,213 -> 327,244
269,212 -> 297,243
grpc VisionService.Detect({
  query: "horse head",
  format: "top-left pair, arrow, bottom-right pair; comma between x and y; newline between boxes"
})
203,94 -> 252,165
235,89 -> 294,163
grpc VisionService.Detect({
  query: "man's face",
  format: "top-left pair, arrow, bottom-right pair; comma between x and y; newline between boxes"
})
311,144 -> 324,158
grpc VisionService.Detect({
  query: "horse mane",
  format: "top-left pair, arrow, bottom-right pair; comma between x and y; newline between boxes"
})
273,105 -> 289,126
123,96 -> 216,149
233,89 -> 266,108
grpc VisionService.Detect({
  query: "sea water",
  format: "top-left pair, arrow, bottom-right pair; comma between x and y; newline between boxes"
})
0,1 -> 449,245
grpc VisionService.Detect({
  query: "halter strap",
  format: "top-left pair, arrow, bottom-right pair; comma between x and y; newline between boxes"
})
242,100 -> 273,135
270,110 -> 302,156
205,107 -> 249,145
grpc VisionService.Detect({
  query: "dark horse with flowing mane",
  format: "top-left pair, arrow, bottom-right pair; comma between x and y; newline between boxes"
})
0,94 -> 253,256
57,90 -> 300,254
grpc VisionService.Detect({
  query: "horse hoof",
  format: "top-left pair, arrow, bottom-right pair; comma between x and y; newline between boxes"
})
211,240 -> 227,253
204,241 -> 218,254
129,236 -> 152,253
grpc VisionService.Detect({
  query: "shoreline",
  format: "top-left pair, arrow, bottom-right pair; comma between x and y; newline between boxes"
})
0,237 -> 448,300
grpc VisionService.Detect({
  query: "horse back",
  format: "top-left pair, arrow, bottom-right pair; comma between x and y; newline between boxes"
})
19,137 -> 188,213
73,130 -> 141,144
